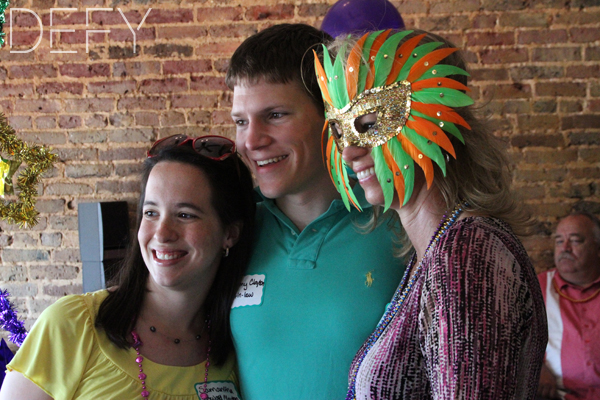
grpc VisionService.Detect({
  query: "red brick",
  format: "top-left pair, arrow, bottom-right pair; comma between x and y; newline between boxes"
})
190,75 -> 227,91
91,10 -> 142,25
586,47 -> 600,62
98,147 -> 146,161
9,64 -> 57,79
562,115 -> 600,130
58,30 -> 106,45
588,100 -> 600,112
160,111 -> 185,126
532,47 -> 581,62
480,48 -> 529,64
45,10 -> 86,25
60,63 -> 110,78
246,5 -> 295,21
553,9 -> 600,25
471,14 -> 498,29
523,148 -> 577,164
515,167 -> 567,183
163,60 -> 212,75
64,98 -> 115,112
196,40 -> 241,56
96,180 -> 140,194
35,116 -> 57,129
113,61 -> 161,77
171,94 -> 218,109
499,12 -> 549,27
188,110 -> 211,125
569,167 -> 600,180
118,96 -> 167,110
482,83 -> 532,100
140,78 -> 188,94
18,131 -> 66,145
36,82 -> 84,95
0,83 -> 34,97
569,130 -> 599,146
84,114 -> 108,128
516,115 -> 561,132
46,183 -> 93,195
109,127 -> 154,143
108,46 -> 141,59
533,100 -> 557,113
144,43 -> 193,58
145,9 -> 193,24
579,148 -> 600,163
536,82 -> 586,97
65,164 -> 112,178
298,3 -> 329,17
482,0 -> 528,11
88,80 -> 136,94
6,30 -> 47,47
566,64 -> 600,79
108,28 -> 155,42
569,27 -> 600,43
197,6 -> 243,22
157,26 -> 208,40
211,110 -> 231,125
466,32 -> 514,47
69,129 -> 108,143
209,24 -> 258,38
15,99 -> 60,113
135,112 -> 160,126
8,115 -> 32,130
58,115 -> 82,129
518,29 -> 567,44
109,112 -> 134,127
419,16 -> 471,32
509,66 -> 563,80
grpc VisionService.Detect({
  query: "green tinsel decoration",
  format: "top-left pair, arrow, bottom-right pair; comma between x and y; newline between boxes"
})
0,0 -> 9,48
0,113 -> 58,228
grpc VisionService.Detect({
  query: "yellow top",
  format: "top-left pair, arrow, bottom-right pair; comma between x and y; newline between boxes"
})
8,290 -> 240,400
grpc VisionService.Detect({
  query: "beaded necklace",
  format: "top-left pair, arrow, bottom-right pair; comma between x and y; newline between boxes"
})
131,318 -> 212,399
553,278 -> 600,303
345,202 -> 467,400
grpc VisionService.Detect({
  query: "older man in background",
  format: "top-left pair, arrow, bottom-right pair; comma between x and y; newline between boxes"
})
537,211 -> 600,399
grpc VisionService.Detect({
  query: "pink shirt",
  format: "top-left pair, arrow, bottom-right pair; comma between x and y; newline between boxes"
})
538,269 -> 600,400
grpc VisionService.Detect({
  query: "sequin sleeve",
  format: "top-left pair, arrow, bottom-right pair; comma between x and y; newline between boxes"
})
418,218 -> 546,399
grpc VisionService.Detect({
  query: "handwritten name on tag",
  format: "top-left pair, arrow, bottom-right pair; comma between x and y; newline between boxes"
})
232,274 -> 265,308
194,381 -> 240,400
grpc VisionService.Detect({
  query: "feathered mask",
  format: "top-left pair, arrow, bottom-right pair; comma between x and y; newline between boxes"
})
314,30 -> 473,211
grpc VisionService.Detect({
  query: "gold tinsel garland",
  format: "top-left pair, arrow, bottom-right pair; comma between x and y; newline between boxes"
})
0,113 -> 58,228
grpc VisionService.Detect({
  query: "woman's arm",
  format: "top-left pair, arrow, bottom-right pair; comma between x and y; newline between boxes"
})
0,371 -> 53,400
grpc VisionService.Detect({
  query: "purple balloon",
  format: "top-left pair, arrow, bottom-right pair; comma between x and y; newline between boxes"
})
321,0 -> 405,38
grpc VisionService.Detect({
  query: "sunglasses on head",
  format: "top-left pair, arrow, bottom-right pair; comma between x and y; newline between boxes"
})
147,134 -> 236,160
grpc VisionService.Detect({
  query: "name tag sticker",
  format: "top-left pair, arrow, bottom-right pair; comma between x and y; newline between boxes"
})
232,274 -> 265,308
194,381 -> 240,400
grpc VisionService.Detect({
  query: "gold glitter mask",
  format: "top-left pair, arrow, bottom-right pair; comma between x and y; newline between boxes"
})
326,81 -> 411,152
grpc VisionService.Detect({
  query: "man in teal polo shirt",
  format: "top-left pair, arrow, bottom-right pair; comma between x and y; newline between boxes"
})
226,24 -> 404,399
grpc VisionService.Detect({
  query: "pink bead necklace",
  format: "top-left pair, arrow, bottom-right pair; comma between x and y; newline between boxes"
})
131,318 -> 212,399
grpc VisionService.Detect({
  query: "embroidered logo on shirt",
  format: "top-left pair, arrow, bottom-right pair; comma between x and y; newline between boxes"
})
232,274 -> 266,308
365,271 -> 374,287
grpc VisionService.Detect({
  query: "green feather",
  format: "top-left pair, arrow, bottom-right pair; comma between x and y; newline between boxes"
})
357,30 -> 384,93
372,145 -> 394,212
329,143 -> 350,209
411,109 -> 465,143
342,161 -> 362,211
402,124 -> 446,175
373,30 -> 413,88
322,47 -> 342,109
387,137 -> 414,205
332,43 -> 349,107
415,64 -> 470,81
396,42 -> 443,81
412,87 -> 474,108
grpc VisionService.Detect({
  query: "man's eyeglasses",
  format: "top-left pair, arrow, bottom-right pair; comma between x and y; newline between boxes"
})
147,134 -> 236,161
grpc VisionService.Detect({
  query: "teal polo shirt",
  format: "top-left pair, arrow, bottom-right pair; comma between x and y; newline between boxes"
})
230,186 -> 405,399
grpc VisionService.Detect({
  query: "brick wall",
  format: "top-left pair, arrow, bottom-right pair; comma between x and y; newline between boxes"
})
0,0 -> 598,338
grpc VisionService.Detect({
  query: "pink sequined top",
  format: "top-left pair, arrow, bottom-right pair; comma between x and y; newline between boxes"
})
349,217 -> 547,399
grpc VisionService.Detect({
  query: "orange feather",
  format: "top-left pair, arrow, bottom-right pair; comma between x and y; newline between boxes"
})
346,33 -> 369,101
406,116 -> 456,158
365,29 -> 392,90
411,77 -> 469,93
407,48 -> 458,82
385,33 -> 427,85
399,133 -> 434,188
411,102 -> 472,130
313,50 -> 334,107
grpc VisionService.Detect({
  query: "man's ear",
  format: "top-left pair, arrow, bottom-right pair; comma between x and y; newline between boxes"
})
223,221 -> 243,250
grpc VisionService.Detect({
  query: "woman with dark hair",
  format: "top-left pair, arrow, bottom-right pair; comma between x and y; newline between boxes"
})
315,30 -> 547,399
1,135 -> 255,400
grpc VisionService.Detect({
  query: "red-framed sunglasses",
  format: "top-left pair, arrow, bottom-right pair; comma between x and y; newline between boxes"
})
147,134 -> 236,160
